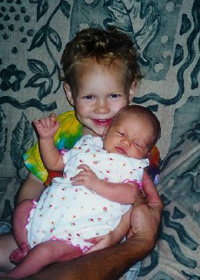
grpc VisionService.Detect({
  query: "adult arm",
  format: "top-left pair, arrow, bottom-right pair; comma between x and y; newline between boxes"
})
14,172 -> 163,280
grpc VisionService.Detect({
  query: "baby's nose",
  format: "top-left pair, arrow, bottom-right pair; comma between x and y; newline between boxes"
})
121,138 -> 131,147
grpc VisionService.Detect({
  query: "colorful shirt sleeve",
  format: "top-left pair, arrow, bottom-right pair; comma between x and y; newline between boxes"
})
23,111 -> 83,182
147,145 -> 160,184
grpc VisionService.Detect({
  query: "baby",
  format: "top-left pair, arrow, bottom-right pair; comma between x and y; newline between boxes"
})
3,105 -> 161,279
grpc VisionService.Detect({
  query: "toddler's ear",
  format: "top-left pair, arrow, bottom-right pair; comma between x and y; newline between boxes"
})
64,83 -> 74,106
128,81 -> 137,103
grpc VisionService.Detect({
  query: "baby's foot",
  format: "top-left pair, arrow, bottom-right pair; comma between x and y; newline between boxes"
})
9,242 -> 29,264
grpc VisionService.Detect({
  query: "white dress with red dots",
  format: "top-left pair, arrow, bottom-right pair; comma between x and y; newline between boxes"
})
26,135 -> 149,252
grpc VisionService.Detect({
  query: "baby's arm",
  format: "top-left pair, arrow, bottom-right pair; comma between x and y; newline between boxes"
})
71,164 -> 138,204
33,113 -> 64,171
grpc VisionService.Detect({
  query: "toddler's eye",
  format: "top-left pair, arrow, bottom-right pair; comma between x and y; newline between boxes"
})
83,95 -> 94,100
110,93 -> 120,98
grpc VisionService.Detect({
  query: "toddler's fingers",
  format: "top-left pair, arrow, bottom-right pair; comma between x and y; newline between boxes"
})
71,180 -> 82,186
49,112 -> 57,119
32,119 -> 40,126
84,235 -> 105,244
85,236 -> 107,254
84,237 -> 98,244
42,117 -> 51,127
50,120 -> 60,130
71,170 -> 86,179
71,173 -> 86,184
49,113 -> 60,127
40,117 -> 59,128
33,119 -> 47,128
77,164 -> 91,171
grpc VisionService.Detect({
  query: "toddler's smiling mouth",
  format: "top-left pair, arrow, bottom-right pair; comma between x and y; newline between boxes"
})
92,119 -> 112,126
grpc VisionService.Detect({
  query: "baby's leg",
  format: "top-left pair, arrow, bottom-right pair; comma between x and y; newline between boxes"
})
9,242 -> 29,265
2,240 -> 83,278
12,199 -> 34,244
10,200 -> 34,264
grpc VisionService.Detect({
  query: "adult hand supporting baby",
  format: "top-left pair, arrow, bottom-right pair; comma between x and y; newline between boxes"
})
128,171 -> 163,244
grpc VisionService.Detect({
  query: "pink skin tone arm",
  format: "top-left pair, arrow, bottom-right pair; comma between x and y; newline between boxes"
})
105,210 -> 132,243
71,164 -> 139,204
33,113 -> 64,172
85,210 -> 131,254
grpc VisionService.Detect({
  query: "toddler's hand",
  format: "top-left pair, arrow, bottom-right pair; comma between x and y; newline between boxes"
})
71,164 -> 100,190
84,232 -> 116,254
33,113 -> 60,139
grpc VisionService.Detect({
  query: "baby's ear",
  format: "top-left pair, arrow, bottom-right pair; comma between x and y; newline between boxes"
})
128,81 -> 137,103
147,151 -> 151,158
64,83 -> 74,106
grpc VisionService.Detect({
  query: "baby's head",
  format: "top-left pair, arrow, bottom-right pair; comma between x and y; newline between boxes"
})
61,27 -> 143,90
103,105 -> 161,159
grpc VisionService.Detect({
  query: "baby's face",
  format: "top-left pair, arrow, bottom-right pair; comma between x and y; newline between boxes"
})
103,113 -> 155,159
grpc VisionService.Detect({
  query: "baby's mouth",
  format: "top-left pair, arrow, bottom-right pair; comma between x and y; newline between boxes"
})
115,146 -> 127,155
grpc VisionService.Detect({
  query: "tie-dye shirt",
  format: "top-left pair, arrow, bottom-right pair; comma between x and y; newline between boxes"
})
23,110 -> 160,184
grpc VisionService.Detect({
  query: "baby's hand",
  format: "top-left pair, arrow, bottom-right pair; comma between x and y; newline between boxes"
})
71,164 -> 100,190
33,113 -> 60,139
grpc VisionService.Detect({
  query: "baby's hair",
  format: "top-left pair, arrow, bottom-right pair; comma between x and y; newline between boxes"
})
61,27 -> 143,88
111,105 -> 161,146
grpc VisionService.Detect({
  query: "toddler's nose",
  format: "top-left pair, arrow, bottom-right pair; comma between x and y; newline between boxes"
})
94,100 -> 110,114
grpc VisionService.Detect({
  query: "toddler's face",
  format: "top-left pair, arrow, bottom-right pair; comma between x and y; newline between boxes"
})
64,58 -> 135,136
103,113 -> 155,159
